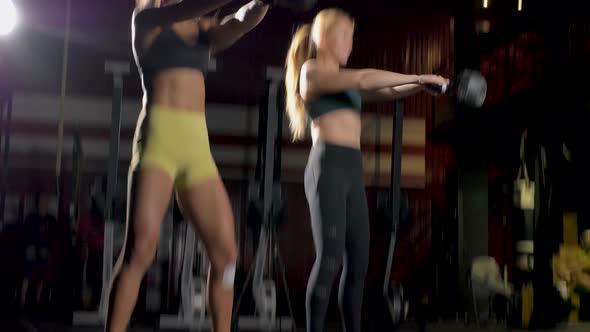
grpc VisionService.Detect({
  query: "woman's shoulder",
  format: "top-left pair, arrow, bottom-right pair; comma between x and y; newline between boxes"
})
301,59 -> 318,71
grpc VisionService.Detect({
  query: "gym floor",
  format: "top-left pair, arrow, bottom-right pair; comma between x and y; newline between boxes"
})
4,321 -> 590,332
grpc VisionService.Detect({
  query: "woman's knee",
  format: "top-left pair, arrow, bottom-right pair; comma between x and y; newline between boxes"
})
308,256 -> 342,302
315,255 -> 343,283
347,263 -> 368,285
128,228 -> 160,272
345,251 -> 369,282
209,239 -> 238,287
210,242 -> 237,272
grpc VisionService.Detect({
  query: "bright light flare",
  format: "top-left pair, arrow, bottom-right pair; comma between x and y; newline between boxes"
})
483,0 -> 489,9
518,0 -> 523,11
0,0 -> 18,36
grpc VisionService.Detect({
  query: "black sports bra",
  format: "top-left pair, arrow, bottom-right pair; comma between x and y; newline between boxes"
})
136,26 -> 210,78
305,90 -> 362,120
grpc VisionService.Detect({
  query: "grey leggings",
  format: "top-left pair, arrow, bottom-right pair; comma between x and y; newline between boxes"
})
304,142 -> 370,332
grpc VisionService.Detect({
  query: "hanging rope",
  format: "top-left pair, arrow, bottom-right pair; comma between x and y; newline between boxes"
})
56,0 -> 72,199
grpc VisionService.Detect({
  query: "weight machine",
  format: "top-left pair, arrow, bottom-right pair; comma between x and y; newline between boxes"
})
231,66 -> 295,331
159,216 -> 210,329
382,100 -> 409,327
0,94 -> 12,223
159,66 -> 294,331
73,60 -> 129,325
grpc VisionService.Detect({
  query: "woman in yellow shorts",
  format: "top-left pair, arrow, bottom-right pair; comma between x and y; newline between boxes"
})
104,1 -> 270,331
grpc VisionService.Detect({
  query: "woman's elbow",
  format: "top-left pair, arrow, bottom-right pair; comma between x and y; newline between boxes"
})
357,77 -> 376,91
357,79 -> 370,91
356,70 -> 378,91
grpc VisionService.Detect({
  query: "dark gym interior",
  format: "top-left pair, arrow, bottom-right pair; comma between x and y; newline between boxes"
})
1,0 -> 590,331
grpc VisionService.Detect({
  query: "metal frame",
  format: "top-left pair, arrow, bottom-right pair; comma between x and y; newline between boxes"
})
71,130 -> 83,224
383,100 -> 405,323
159,66 -> 293,331
0,94 -> 11,223
73,60 -> 291,331
231,66 -> 295,331
73,60 -> 129,326
159,220 -> 210,329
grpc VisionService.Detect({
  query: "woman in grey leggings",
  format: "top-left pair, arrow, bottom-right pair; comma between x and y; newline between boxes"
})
284,8 -> 448,332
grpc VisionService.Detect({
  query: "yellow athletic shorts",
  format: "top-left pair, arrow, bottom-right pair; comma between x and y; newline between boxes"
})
131,104 -> 218,189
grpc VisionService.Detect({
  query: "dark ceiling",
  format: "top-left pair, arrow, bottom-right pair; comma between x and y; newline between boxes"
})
0,0 -> 454,104
2,0 -> 588,105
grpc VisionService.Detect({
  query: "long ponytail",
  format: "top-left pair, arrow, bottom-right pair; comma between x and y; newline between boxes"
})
285,23 -> 313,141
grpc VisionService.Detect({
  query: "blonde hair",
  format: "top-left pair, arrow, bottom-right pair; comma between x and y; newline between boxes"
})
284,8 -> 353,141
